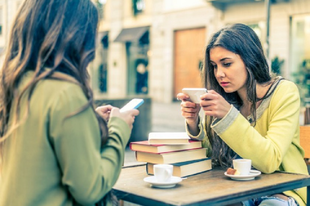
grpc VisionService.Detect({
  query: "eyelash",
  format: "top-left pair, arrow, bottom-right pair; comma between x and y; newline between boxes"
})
223,62 -> 231,67
211,62 -> 231,69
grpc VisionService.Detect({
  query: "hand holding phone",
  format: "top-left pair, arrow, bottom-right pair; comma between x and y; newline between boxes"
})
120,98 -> 144,112
182,88 -> 207,103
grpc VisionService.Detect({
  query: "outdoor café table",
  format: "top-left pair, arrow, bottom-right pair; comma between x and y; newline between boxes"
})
112,164 -> 310,206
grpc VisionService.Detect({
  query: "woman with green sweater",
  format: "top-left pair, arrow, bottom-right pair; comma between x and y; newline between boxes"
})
177,23 -> 308,206
0,0 -> 139,205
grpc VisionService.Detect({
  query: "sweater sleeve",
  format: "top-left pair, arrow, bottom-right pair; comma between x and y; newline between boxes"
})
185,116 -> 212,157
211,81 -> 301,174
49,84 -> 130,205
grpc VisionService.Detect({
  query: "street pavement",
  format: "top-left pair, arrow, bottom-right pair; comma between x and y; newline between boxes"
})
124,101 -> 185,166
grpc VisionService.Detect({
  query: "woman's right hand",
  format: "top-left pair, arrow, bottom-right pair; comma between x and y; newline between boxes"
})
177,93 -> 201,130
110,108 -> 140,129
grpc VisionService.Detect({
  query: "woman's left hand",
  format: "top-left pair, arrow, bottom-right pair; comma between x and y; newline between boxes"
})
200,90 -> 231,119
95,105 -> 114,122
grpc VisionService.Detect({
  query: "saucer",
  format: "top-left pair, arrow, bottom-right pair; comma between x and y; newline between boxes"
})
224,170 -> 261,181
143,176 -> 182,188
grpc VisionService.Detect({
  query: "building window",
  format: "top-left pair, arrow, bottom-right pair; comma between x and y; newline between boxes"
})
96,0 -> 106,20
0,7 -> 3,36
98,33 -> 109,93
98,63 -> 108,93
248,22 -> 265,47
132,0 -> 145,16
290,14 -> 310,105
126,31 -> 149,95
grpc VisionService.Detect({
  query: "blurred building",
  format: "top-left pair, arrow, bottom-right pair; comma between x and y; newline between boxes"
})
92,0 -> 310,103
0,0 -> 23,57
0,0 -> 309,103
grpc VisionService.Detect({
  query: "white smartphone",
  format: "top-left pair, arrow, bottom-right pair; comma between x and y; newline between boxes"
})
182,88 -> 207,103
120,98 -> 144,112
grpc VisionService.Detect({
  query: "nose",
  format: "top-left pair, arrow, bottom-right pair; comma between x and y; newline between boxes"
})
215,66 -> 225,78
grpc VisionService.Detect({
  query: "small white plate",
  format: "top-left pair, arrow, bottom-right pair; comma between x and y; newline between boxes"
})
224,170 -> 261,181
143,176 -> 182,188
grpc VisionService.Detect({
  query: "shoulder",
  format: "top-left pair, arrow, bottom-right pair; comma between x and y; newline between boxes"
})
274,79 -> 299,96
269,78 -> 300,108
31,77 -> 89,115
20,71 -> 85,101
39,79 -> 85,101
41,78 -> 83,94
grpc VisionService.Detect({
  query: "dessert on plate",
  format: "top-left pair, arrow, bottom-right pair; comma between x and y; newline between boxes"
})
226,168 -> 240,175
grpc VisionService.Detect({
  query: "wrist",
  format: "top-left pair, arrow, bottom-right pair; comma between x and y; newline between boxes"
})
186,117 -> 200,136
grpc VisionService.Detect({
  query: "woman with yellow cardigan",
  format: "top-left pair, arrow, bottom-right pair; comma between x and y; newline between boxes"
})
177,23 -> 307,206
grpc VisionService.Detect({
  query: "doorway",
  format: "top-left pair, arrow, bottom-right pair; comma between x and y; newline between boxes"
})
173,27 -> 206,99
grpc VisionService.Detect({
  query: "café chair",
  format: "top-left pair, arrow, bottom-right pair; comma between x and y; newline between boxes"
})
300,125 -> 310,174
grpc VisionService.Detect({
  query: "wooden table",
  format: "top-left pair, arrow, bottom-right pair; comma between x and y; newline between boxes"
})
112,165 -> 310,206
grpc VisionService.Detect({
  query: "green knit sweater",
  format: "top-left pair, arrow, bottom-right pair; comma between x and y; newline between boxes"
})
0,71 -> 131,206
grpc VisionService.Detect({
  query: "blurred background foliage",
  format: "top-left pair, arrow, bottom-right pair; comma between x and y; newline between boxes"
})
291,59 -> 310,106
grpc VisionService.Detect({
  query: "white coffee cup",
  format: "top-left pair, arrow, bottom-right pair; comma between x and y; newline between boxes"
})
233,159 -> 251,175
153,164 -> 173,182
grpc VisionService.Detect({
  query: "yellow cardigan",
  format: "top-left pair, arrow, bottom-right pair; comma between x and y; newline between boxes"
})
188,78 -> 308,206
0,71 -> 130,206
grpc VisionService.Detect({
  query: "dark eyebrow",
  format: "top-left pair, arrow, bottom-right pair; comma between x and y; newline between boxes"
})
219,57 -> 232,61
210,57 -> 232,64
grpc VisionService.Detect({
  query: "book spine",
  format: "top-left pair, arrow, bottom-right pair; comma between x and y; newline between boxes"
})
146,163 -> 151,175
136,148 -> 207,164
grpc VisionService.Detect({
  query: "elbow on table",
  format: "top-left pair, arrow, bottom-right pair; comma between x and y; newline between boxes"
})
256,161 -> 281,174
73,190 -> 109,205
71,180 -> 113,205
260,168 -> 276,174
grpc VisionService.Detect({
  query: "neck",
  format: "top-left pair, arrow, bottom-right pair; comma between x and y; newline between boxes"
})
237,87 -> 250,107
238,83 -> 272,117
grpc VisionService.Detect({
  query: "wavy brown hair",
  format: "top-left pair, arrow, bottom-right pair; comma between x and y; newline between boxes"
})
0,0 -> 108,145
203,23 -> 272,167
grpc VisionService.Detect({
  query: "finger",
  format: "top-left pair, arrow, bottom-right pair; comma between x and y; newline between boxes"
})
123,109 -> 139,117
206,90 -> 216,94
181,101 -> 197,108
183,112 -> 197,118
200,99 -> 214,107
201,105 -> 212,112
97,105 -> 112,113
182,105 -> 199,113
110,107 -> 120,116
131,109 -> 139,116
177,93 -> 190,101
105,105 -> 114,111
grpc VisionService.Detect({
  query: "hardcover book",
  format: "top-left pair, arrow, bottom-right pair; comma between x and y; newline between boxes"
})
135,148 -> 207,164
146,158 -> 212,177
148,132 -> 190,145
129,140 -> 202,153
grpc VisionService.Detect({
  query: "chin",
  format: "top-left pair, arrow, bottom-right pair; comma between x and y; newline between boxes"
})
222,88 -> 235,93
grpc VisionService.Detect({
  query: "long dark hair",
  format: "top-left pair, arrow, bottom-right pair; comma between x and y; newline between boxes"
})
203,23 -> 272,167
0,0 -> 108,145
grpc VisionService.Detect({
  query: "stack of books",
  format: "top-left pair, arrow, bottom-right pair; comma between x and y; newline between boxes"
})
129,132 -> 212,177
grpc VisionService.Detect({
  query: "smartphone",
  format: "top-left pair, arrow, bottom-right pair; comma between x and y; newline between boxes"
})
182,88 -> 207,103
120,98 -> 144,112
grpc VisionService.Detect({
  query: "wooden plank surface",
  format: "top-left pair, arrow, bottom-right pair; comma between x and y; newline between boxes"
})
113,165 -> 310,206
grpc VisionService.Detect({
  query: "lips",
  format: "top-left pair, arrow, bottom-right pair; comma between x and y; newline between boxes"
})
220,82 -> 229,87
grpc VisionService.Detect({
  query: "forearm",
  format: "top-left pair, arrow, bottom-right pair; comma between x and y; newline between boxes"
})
185,117 -> 205,141
186,119 -> 200,136
96,116 -> 131,190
